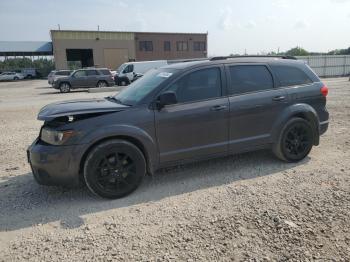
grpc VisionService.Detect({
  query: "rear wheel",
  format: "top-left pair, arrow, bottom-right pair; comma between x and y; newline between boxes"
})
14,77 -> 19,80
83,140 -> 146,199
97,81 -> 108,88
273,118 -> 314,162
59,82 -> 71,93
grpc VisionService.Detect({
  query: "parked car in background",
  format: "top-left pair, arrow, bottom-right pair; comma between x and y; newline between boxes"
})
0,72 -> 25,81
48,70 -> 71,85
28,56 -> 329,199
115,60 -> 168,86
21,68 -> 37,79
52,68 -> 114,93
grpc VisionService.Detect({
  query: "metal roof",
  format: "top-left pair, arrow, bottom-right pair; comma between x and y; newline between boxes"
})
0,41 -> 52,54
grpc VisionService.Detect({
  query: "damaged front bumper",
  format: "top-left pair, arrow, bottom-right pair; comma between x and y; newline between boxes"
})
27,138 -> 85,187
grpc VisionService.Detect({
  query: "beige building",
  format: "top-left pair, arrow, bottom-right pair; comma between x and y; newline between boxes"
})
51,30 -> 207,70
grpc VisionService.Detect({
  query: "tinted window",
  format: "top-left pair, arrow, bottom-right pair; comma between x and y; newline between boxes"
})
86,70 -> 98,76
176,41 -> 188,51
139,41 -> 153,51
99,69 -> 111,75
164,41 -> 171,51
228,65 -> 273,95
74,70 -> 87,77
272,65 -> 313,87
194,41 -> 206,51
56,71 -> 70,76
123,65 -> 134,73
167,68 -> 221,103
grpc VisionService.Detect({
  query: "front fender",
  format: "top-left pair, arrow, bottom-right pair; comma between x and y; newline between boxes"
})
80,124 -> 158,172
271,103 -> 320,145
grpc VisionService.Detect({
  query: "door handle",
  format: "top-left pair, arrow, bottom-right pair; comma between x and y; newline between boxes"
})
272,96 -> 286,102
210,105 -> 227,111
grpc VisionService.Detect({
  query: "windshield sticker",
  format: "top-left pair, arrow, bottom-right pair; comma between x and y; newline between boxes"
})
157,72 -> 173,78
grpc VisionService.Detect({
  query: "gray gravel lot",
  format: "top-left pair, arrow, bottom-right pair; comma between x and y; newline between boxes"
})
0,79 -> 349,261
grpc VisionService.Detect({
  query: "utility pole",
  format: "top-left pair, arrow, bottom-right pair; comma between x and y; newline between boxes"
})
58,24 -> 61,30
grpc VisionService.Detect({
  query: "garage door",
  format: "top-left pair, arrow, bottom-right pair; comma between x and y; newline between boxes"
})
103,49 -> 129,69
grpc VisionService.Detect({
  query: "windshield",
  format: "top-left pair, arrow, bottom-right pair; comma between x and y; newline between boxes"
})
116,64 -> 127,73
113,68 -> 176,105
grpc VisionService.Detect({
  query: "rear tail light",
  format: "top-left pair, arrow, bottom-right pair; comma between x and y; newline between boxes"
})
321,85 -> 328,97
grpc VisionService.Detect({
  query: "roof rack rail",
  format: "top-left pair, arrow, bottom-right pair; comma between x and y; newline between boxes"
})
209,55 -> 297,61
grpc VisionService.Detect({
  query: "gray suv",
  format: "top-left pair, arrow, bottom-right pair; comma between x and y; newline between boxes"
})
52,68 -> 114,93
27,56 -> 329,199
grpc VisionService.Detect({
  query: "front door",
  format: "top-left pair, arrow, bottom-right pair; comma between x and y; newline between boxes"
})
71,70 -> 87,87
154,66 -> 229,164
225,64 -> 288,152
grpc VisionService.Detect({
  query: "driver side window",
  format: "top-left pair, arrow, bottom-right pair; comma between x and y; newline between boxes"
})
123,65 -> 134,73
167,67 -> 222,103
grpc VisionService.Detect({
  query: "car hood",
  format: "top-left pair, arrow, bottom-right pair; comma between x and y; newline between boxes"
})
38,98 -> 129,121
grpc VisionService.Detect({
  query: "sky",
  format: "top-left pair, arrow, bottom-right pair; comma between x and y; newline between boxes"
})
0,0 -> 350,55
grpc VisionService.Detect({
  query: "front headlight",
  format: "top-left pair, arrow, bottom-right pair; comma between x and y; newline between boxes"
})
40,128 -> 76,145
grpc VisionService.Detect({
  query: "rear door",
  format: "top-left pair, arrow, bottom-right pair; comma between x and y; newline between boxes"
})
226,64 -> 288,152
155,66 -> 229,164
86,69 -> 99,87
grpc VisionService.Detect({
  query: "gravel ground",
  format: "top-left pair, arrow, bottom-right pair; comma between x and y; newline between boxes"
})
0,79 -> 349,261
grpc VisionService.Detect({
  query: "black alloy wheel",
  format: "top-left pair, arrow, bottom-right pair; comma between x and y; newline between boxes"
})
274,118 -> 314,162
84,140 -> 146,199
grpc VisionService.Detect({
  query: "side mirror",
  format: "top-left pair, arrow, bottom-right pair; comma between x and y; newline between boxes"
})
158,91 -> 177,109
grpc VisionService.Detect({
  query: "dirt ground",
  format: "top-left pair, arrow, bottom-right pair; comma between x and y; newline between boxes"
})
0,79 -> 349,261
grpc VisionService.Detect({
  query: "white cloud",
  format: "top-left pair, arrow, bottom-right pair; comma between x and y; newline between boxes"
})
294,19 -> 310,29
272,0 -> 290,8
117,1 -> 128,8
218,7 -> 234,31
244,20 -> 257,29
264,16 -> 276,23
330,0 -> 350,3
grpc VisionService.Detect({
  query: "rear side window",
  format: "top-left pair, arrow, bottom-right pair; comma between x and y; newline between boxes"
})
272,65 -> 312,87
99,69 -> 111,75
56,71 -> 70,76
167,67 -> 222,103
228,65 -> 273,95
86,70 -> 98,76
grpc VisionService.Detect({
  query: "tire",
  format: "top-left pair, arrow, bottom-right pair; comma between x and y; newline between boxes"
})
83,139 -> 146,199
14,77 -> 19,80
273,117 -> 314,162
97,81 -> 108,88
119,79 -> 129,86
59,82 -> 71,93
27,75 -> 32,79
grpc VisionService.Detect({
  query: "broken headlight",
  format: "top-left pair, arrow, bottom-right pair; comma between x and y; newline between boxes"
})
40,128 -> 76,145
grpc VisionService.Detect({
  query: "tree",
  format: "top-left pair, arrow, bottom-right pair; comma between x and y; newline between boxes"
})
285,47 -> 309,56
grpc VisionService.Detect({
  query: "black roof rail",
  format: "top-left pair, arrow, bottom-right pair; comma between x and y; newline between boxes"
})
209,55 -> 297,61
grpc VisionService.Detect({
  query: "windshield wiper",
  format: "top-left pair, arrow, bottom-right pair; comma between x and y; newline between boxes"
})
106,96 -> 131,106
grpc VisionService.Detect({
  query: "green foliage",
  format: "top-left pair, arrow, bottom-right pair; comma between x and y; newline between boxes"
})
327,47 -> 350,55
285,47 -> 309,56
0,58 -> 55,77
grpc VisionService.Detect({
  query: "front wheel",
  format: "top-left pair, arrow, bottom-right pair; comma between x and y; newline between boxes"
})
14,77 -> 19,80
83,140 -> 146,199
59,82 -> 71,93
273,118 -> 314,162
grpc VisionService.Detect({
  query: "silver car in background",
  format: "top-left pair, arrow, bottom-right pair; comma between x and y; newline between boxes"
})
0,72 -> 25,81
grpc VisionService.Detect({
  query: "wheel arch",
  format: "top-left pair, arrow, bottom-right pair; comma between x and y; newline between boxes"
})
271,103 -> 320,146
78,134 -> 156,183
